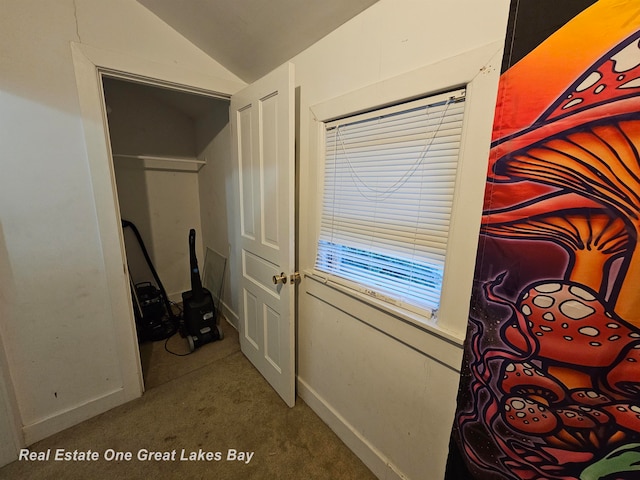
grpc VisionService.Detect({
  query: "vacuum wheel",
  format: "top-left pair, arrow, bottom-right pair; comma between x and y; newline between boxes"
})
216,324 -> 224,341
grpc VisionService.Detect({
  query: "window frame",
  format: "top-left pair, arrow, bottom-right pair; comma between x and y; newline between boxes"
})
306,42 -> 504,345
315,89 -> 467,319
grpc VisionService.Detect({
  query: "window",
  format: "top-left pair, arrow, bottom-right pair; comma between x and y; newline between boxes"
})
315,89 -> 466,318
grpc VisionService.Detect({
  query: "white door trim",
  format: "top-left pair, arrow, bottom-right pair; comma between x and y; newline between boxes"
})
0,328 -> 22,466
69,42 -> 246,415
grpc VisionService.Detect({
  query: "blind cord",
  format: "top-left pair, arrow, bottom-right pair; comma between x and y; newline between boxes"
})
334,98 -> 455,202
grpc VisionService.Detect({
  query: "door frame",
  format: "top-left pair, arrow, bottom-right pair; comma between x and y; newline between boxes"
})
0,328 -> 21,465
71,42 -> 246,401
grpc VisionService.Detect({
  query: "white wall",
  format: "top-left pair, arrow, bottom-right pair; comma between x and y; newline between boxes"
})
196,104 -> 240,324
105,78 -> 204,301
0,0 -> 244,452
292,1 -> 510,479
114,158 -> 204,301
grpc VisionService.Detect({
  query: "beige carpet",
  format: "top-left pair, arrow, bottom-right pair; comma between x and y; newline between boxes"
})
0,321 -> 376,479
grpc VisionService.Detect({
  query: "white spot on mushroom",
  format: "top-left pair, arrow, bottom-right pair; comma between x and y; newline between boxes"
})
543,313 -> 555,322
576,71 -> 603,91
522,292 -> 529,300
562,323 -> 569,329
578,326 -> 600,337
535,283 -> 562,293
582,409 -> 597,421
564,336 -> 574,341
522,305 -> 532,316
618,77 -> 640,89
607,323 -> 620,329
618,74 -> 626,81
570,286 -> 596,301
559,300 -> 595,320
594,84 -> 606,94
512,400 -> 526,410
540,326 -> 553,332
533,295 -> 555,308
536,332 -> 544,336
524,369 -> 533,376
517,412 -> 526,418
609,335 -> 621,341
563,98 -> 584,109
506,363 -> 516,372
587,391 -> 599,399
630,333 -> 640,338
590,342 -> 602,347
611,38 -> 640,73
632,406 -> 640,414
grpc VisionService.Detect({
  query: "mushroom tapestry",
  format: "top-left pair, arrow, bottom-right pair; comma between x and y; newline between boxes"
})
446,1 -> 640,479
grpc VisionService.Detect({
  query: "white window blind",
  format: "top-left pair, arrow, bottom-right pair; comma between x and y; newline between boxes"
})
315,89 -> 466,316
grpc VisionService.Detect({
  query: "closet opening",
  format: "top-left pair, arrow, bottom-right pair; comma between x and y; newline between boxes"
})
101,74 -> 235,390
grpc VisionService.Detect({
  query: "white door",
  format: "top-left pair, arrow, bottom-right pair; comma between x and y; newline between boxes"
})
231,63 -> 296,407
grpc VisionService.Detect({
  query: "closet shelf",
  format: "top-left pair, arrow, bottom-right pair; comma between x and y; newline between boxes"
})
113,154 -> 205,172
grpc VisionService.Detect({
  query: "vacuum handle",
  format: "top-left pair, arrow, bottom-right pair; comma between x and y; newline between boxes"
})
189,229 -> 204,301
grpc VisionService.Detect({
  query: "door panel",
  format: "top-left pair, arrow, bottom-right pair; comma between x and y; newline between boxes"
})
238,107 -> 257,240
260,92 -> 281,248
231,63 -> 295,407
243,289 -> 260,349
264,306 -> 282,369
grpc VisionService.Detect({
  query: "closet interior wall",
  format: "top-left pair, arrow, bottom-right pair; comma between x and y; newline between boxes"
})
102,77 -> 232,309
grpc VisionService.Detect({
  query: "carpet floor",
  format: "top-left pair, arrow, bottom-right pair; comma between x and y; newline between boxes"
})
0,321 -> 376,479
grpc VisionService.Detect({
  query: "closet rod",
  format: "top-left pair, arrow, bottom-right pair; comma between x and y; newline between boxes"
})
114,154 -> 206,165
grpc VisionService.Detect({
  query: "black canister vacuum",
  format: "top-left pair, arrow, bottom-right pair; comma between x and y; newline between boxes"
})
181,229 -> 223,351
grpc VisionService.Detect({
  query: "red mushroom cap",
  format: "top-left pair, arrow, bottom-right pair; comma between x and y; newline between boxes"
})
555,407 -> 598,430
604,341 -> 640,397
502,396 -> 559,435
573,405 -> 611,425
490,30 -> 640,180
499,361 -> 567,404
569,389 -> 614,406
515,281 -> 638,368
602,403 -> 640,432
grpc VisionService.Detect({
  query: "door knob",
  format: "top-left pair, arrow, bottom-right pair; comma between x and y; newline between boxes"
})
272,272 -> 288,285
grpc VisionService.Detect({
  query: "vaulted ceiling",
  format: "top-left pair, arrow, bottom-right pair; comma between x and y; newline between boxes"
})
137,0 -> 379,83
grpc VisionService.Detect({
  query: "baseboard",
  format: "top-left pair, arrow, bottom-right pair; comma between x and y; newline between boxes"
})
22,387 -> 129,446
167,291 -> 183,304
297,378 -> 406,480
221,301 -> 238,330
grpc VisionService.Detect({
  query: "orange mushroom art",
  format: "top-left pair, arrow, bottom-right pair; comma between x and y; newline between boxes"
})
452,19 -> 640,480
488,29 -> 640,326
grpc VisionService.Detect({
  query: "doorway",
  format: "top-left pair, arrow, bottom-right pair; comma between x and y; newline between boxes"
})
101,75 -> 236,389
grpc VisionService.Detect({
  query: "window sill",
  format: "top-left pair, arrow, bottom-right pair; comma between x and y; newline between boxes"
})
303,270 -> 464,371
